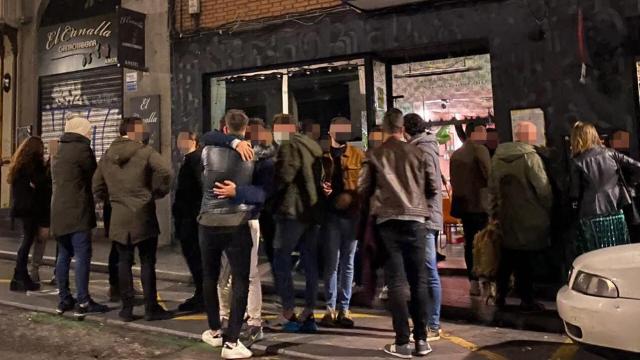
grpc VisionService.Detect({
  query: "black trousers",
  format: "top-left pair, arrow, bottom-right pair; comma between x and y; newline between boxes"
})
378,220 -> 429,346
15,217 -> 38,277
178,217 -> 203,298
108,242 -> 119,287
260,210 -> 276,266
460,213 -> 488,281
496,248 -> 535,304
116,237 -> 159,310
199,224 -> 252,344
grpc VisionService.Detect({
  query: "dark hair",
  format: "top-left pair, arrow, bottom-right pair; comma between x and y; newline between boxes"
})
330,117 -> 351,126
119,117 -> 144,136
464,121 -> 485,138
383,108 -> 404,134
179,130 -> 199,143
224,109 -> 249,133
273,113 -> 298,126
248,117 -> 265,127
403,113 -> 427,136
370,125 -> 383,133
8,136 -> 44,184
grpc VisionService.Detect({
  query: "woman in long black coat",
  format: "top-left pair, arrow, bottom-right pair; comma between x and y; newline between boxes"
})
8,136 -> 50,292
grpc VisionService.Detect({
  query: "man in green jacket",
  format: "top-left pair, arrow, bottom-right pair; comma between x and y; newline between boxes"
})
489,121 -> 552,312
93,117 -> 173,322
270,114 -> 325,333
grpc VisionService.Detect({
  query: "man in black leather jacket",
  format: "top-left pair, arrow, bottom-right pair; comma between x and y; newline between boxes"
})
197,110 -> 267,359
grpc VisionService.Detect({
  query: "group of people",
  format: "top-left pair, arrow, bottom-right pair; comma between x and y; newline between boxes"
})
6,105 -> 640,359
450,120 -> 640,311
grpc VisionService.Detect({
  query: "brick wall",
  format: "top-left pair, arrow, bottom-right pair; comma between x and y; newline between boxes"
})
175,0 -> 343,32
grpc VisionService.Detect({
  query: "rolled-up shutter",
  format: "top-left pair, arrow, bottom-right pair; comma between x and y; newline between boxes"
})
39,66 -> 123,160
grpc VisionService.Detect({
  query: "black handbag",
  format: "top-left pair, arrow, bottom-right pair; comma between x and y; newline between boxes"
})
614,156 -> 640,226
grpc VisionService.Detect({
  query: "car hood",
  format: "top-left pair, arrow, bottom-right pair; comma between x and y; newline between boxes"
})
573,244 -> 640,299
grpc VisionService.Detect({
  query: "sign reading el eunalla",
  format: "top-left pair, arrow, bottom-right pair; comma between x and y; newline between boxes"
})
38,9 -> 146,76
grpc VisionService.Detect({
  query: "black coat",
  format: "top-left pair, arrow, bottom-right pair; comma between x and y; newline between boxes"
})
51,133 -> 97,236
10,160 -> 50,226
172,148 -> 203,222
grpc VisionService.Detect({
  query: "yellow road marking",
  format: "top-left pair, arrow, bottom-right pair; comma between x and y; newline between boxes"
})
442,334 -> 508,360
156,292 -> 167,311
0,279 -> 10,284
550,339 -> 579,360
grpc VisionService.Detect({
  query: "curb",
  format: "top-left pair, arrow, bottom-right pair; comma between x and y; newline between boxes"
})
0,298 -> 324,360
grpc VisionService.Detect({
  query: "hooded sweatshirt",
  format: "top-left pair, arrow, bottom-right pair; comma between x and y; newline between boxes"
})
410,132 -> 443,231
273,133 -> 325,223
489,142 -> 552,251
93,137 -> 173,244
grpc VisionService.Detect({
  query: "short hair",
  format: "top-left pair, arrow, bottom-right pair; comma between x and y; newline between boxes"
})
330,117 -> 351,126
571,121 -> 601,157
464,121 -> 479,138
370,125 -> 383,133
119,117 -> 144,136
403,113 -> 427,136
248,117 -> 265,127
224,109 -> 249,133
383,109 -> 404,134
273,113 -> 298,126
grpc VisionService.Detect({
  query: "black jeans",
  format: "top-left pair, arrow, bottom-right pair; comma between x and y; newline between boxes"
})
460,213 -> 488,281
108,242 -> 119,288
178,217 -> 203,298
116,237 -> 159,310
378,220 -> 429,345
15,217 -> 38,277
199,224 -> 252,344
496,248 -> 535,304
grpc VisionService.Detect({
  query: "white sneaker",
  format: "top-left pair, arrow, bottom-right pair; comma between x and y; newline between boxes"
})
469,280 -> 481,296
202,330 -> 223,348
221,341 -> 253,359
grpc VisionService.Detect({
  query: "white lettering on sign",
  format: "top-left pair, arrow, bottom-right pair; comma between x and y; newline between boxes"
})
46,21 -> 112,51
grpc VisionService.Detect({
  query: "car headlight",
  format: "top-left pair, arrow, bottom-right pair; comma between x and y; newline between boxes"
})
572,271 -> 619,298
567,267 -> 573,284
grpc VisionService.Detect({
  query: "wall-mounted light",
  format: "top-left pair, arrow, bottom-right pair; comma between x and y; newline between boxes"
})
3,74 -> 11,92
188,0 -> 201,14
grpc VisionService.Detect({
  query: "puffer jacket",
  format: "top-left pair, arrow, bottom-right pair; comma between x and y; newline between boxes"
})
358,137 -> 437,220
93,137 -> 173,244
410,132 -> 443,231
489,142 -> 552,251
571,146 -> 640,219
273,133 -> 325,223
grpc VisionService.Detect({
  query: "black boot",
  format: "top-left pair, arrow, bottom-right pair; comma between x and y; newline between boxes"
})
108,285 -> 121,303
177,294 -> 204,312
119,306 -> 135,322
10,269 -> 40,292
144,303 -> 172,321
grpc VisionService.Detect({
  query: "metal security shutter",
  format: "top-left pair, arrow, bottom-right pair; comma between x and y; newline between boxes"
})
39,66 -> 123,160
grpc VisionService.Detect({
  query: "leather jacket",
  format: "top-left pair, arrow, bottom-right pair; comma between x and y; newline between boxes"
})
571,146 -> 640,219
358,137 -> 437,220
198,145 -> 255,227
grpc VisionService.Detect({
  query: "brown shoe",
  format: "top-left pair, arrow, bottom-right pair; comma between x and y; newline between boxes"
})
336,310 -> 354,328
319,309 -> 336,328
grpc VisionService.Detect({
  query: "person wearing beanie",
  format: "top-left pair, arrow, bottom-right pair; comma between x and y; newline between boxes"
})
51,116 -> 109,318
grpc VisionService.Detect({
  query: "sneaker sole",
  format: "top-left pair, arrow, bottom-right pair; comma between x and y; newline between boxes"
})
415,348 -> 433,356
202,335 -> 223,348
383,348 -> 412,359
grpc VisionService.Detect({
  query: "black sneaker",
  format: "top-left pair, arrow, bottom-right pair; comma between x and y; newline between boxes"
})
56,297 -> 76,315
119,307 -> 136,322
383,343 -> 412,359
10,275 -> 41,292
240,325 -> 264,347
414,340 -> 432,356
177,295 -> 204,312
74,300 -> 109,319
145,304 -> 173,321
336,310 -> 355,328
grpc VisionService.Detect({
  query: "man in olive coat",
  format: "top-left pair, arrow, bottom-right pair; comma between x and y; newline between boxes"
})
93,117 -> 173,322
51,116 -> 109,318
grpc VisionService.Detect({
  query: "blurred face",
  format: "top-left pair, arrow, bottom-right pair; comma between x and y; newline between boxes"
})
514,121 -> 537,145
177,131 -> 196,155
247,124 -> 272,145
470,125 -> 487,143
273,124 -> 297,144
329,123 -> 352,145
611,131 -> 630,152
127,122 -> 146,143
486,131 -> 499,150
368,131 -> 384,149
304,123 -> 321,141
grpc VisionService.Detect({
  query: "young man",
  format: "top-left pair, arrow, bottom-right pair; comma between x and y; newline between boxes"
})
449,123 -> 491,296
173,131 -> 205,312
490,121 -> 552,311
51,116 -> 108,318
405,113 -> 443,341
201,118 -> 275,346
319,117 -> 364,328
93,117 -> 173,322
271,113 -> 325,333
197,110 -> 267,359
359,109 -> 434,358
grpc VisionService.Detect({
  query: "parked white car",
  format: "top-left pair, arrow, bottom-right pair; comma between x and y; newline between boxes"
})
557,243 -> 640,353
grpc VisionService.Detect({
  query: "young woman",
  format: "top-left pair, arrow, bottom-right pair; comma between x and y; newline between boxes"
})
8,136 -> 50,292
570,122 -> 640,255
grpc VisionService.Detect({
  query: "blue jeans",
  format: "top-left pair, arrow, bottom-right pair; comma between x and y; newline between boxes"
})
425,229 -> 442,330
56,231 -> 92,304
324,215 -> 358,311
272,218 -> 320,312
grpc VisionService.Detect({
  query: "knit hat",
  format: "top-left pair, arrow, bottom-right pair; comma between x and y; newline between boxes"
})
65,116 -> 92,138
